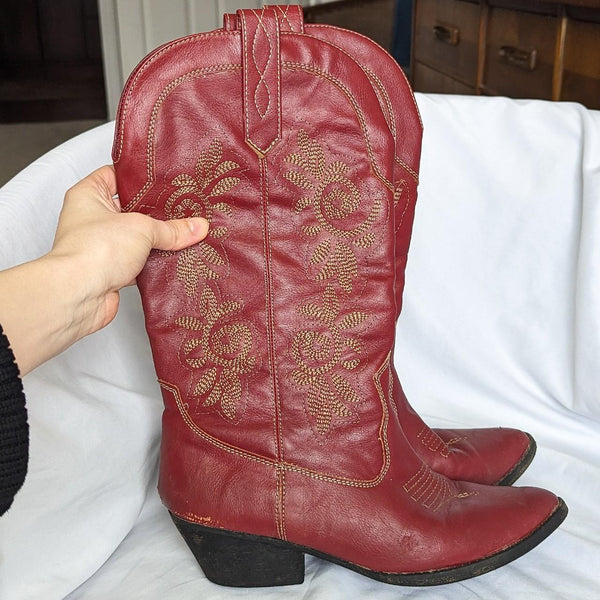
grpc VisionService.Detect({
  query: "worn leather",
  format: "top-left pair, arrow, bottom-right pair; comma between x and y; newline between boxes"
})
114,5 -> 559,575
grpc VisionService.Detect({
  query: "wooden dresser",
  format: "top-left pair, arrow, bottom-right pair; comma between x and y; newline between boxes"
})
411,0 -> 600,109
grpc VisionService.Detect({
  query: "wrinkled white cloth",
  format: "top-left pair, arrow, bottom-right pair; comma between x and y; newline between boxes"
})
0,94 -> 598,599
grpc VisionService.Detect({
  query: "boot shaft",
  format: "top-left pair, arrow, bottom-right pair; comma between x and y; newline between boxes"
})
114,7 -> 420,478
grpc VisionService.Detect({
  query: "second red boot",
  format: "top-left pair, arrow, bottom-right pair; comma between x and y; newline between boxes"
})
393,373 -> 536,485
299,18 -> 537,486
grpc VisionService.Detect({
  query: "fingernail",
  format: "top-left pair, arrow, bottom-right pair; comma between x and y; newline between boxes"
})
187,217 -> 209,235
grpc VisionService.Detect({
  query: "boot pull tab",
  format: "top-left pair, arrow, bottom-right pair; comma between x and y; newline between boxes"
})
223,5 -> 304,33
263,5 -> 304,32
237,8 -> 282,158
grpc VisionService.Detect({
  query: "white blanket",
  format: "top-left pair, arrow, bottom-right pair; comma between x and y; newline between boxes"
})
0,94 -> 598,599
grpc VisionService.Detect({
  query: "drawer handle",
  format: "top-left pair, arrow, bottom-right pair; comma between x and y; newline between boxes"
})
499,46 -> 537,71
433,24 -> 460,46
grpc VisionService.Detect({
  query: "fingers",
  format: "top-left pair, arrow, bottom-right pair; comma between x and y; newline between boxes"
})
92,165 -> 118,197
65,165 -> 119,212
149,216 -> 210,251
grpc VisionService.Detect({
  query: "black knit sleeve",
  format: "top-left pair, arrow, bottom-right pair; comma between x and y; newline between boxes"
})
0,324 -> 29,516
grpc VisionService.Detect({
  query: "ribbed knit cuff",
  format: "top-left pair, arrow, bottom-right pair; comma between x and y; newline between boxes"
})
0,324 -> 29,516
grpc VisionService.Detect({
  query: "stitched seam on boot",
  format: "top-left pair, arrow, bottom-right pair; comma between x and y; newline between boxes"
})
274,5 -> 299,32
295,35 -> 420,181
416,425 -> 450,459
394,180 -> 411,234
301,24 -> 424,129
402,462 -> 479,511
276,467 -> 288,540
280,30 -> 419,182
362,68 -> 419,181
123,64 -> 243,212
158,355 -> 393,488
264,173 -> 286,466
115,31 -> 239,163
240,9 -> 282,157
281,60 -> 393,191
283,352 -> 392,486
362,65 -> 397,140
259,156 -> 286,539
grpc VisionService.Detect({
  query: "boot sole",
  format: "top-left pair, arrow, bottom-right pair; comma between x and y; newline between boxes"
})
495,432 -> 537,486
170,496 -> 567,587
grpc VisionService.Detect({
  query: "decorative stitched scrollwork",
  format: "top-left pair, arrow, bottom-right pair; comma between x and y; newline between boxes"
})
403,464 -> 479,512
284,130 -> 381,294
291,284 -> 367,436
175,286 -> 258,422
160,139 -> 257,424
164,139 -> 240,296
284,130 -> 381,437
251,11 -> 273,119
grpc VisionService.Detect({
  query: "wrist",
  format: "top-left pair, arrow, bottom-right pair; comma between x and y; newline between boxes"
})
0,253 -> 105,375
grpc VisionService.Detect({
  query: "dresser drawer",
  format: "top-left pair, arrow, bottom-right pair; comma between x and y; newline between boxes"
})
413,0 -> 480,86
483,7 -> 557,99
413,62 -> 476,94
562,19 -> 600,109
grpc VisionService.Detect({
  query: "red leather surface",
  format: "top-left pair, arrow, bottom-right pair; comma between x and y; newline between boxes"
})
114,5 -> 559,575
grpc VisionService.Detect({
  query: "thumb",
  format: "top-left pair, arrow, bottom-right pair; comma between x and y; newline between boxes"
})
149,216 -> 210,251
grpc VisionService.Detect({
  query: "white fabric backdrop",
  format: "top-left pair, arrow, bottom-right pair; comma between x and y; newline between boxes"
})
0,94 -> 598,599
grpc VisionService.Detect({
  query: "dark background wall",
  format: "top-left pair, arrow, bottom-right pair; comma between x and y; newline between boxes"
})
0,0 -> 106,122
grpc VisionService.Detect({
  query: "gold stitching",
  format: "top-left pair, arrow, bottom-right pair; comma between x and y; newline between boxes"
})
362,64 -> 397,140
284,129 -> 381,295
259,155 -> 286,535
274,5 -> 296,32
282,61 -> 393,191
403,463 -> 478,511
159,352 -> 391,487
123,64 -> 242,212
175,286 -> 258,422
166,139 -> 239,294
300,24 -> 423,129
115,32 -> 239,164
250,9 -> 273,119
291,284 -> 367,436
281,27 -> 420,181
241,10 -> 281,155
394,180 -> 411,234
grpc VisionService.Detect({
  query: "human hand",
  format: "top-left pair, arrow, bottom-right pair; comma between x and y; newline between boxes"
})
50,165 -> 209,333
0,165 -> 208,375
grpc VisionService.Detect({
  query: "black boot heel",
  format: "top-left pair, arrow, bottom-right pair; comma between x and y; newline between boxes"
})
170,513 -> 305,587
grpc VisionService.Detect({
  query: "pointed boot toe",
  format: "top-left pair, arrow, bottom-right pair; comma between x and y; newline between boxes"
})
392,374 -> 538,485
431,427 -> 537,485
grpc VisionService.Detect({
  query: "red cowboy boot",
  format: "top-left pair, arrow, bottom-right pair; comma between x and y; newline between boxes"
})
114,6 -> 566,587
238,7 -> 536,486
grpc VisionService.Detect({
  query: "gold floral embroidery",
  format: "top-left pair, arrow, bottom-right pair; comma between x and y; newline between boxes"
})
175,287 -> 257,421
164,139 -> 240,296
283,130 -> 381,294
291,284 -> 367,435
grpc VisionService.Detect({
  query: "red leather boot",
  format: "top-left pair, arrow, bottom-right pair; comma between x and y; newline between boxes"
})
263,9 -> 536,486
114,6 -> 566,587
